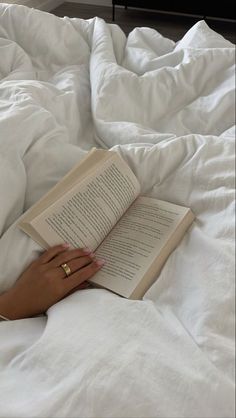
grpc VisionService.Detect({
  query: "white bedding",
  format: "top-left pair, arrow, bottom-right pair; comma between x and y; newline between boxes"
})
0,3 -> 235,417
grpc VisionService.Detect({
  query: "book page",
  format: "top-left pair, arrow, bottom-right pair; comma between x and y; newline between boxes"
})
30,154 -> 141,250
91,197 -> 190,297
19,148 -> 112,225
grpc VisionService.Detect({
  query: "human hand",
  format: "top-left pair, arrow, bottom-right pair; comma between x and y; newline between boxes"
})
0,244 -> 105,320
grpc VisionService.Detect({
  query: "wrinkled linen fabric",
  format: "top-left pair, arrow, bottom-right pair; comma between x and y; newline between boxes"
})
0,3 -> 235,418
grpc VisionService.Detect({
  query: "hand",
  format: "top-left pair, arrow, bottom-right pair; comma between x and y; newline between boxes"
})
0,244 -> 105,320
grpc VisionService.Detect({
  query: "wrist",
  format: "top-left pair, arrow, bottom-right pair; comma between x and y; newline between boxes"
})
0,290 -> 25,320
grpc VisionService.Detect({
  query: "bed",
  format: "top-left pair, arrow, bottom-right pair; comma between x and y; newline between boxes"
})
0,3 -> 235,417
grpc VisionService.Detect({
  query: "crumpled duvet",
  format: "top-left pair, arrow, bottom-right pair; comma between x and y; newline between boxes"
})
0,3 -> 235,417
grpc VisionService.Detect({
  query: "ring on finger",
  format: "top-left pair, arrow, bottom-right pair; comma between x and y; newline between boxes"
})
60,263 -> 71,277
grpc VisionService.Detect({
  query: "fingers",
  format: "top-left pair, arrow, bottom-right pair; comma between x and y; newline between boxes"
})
64,281 -> 91,298
37,245 -> 93,266
64,259 -> 105,292
49,247 -> 92,268
76,282 -> 91,290
38,244 -> 71,264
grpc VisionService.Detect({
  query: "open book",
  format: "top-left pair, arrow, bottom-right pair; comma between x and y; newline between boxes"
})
18,148 -> 195,299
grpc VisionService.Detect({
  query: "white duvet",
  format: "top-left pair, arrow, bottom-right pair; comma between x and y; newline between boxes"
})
0,3 -> 235,417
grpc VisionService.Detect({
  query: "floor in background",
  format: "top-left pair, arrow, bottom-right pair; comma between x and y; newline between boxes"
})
51,3 -> 236,43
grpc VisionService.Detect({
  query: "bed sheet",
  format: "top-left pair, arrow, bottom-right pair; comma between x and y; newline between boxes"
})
0,3 -> 235,417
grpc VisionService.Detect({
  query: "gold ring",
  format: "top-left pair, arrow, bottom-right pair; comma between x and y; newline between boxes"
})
60,263 -> 71,277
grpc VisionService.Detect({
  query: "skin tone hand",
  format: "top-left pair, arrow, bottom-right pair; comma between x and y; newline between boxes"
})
0,244 -> 105,320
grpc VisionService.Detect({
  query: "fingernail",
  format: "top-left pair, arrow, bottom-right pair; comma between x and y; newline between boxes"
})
95,259 -> 106,267
82,248 -> 92,255
62,243 -> 70,248
90,253 -> 96,258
